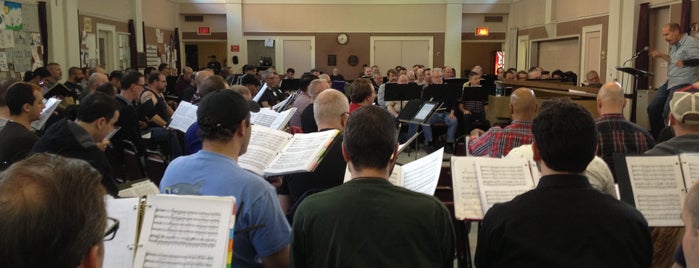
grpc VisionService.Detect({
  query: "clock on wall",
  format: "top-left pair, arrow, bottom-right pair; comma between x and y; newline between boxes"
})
337,33 -> 349,45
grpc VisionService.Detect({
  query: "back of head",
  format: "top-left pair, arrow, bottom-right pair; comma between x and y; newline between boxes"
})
78,92 -> 119,123
120,70 -> 144,90
299,73 -> 319,92
348,78 -> 373,103
240,74 -> 260,87
199,75 -> 228,98
670,90 -> 699,130
197,90 -> 250,143
314,89 -> 349,126
308,79 -> 329,99
533,101 -> 596,173
230,85 -> 252,101
510,87 -> 537,116
343,105 -> 396,172
95,83 -> 116,97
597,82 -> 625,109
0,78 -> 20,108
88,72 -> 107,89
5,82 -> 40,116
0,153 -> 106,267
194,69 -> 214,88
109,70 -> 123,81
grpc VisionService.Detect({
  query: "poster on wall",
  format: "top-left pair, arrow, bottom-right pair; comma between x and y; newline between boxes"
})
0,52 -> 9,71
146,44 -> 161,67
0,29 -> 14,48
4,1 -> 23,31
81,32 -> 97,67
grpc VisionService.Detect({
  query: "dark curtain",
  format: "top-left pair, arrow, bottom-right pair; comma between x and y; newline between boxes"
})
174,28 -> 181,72
128,20 -> 138,69
636,3 -> 650,90
682,0 -> 691,33
38,1 -> 48,67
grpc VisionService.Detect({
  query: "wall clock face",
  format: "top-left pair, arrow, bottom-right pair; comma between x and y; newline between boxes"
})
337,33 -> 348,45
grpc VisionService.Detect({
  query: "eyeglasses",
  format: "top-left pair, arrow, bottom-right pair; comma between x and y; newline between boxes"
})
104,217 -> 120,241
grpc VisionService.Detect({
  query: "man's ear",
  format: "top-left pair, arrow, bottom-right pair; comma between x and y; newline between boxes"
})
22,103 -> 31,113
78,245 -> 102,268
236,120 -> 247,136
669,114 -> 677,126
341,142 -> 350,162
96,117 -> 107,129
532,141 -> 541,161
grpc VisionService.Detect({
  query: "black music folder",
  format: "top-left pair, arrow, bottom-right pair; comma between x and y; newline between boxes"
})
280,78 -> 300,91
463,86 -> 496,102
44,83 -> 73,99
384,83 -> 421,101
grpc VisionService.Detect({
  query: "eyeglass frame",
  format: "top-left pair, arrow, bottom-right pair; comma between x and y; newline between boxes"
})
104,217 -> 120,241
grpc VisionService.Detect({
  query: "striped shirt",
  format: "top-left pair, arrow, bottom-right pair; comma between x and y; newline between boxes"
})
596,113 -> 655,177
468,120 -> 534,157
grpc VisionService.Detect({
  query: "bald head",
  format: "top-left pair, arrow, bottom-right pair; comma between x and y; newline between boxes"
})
597,82 -> 625,114
88,72 -> 108,92
195,69 -> 214,88
309,79 -> 330,99
314,89 -> 349,130
510,87 -> 538,120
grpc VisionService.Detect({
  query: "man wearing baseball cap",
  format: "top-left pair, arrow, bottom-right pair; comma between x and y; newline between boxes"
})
646,89 -> 699,154
160,89 -> 290,268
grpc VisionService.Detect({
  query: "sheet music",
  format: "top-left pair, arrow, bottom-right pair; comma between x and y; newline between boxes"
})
451,157 -> 485,220
118,180 -> 159,198
168,101 -> 198,133
133,195 -> 235,268
253,84 -> 268,102
264,129 -> 339,176
681,153 -> 699,187
273,94 -> 293,112
400,147 -> 443,195
238,125 -> 292,175
626,156 -> 685,226
250,107 -> 297,130
30,98 -> 60,130
397,132 -> 419,154
104,197 -> 140,268
475,158 -> 535,215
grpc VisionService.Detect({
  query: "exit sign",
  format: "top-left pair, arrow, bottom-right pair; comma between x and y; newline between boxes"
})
197,26 -> 211,35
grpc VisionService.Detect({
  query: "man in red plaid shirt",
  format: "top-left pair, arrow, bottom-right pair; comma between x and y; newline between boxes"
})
468,88 -> 537,157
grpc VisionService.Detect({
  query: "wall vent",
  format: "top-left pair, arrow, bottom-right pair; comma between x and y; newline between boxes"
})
484,16 -> 503,23
184,15 -> 204,22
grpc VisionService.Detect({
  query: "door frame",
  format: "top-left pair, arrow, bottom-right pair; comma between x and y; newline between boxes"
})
581,24 -> 603,81
96,23 -> 117,71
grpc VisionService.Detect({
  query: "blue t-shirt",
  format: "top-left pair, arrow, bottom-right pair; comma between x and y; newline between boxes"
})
160,150 -> 290,268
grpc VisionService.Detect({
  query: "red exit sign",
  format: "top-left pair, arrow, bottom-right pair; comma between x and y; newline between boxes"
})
197,26 -> 211,35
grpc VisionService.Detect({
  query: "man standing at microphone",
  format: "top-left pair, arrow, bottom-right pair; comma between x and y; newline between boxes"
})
648,22 -> 699,138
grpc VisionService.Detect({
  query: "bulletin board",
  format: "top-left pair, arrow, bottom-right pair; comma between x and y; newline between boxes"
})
0,1 -> 43,75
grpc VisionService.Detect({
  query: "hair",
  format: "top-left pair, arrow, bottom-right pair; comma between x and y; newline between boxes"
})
199,75 -> 228,98
46,62 -> 60,71
194,69 -> 214,88
87,73 -> 106,89
343,105 -> 396,171
147,71 -> 162,84
243,65 -> 256,72
68,66 -> 82,77
0,153 -> 107,267
230,85 -> 251,100
286,68 -> 295,74
5,82 -> 40,115
314,89 -> 349,125
0,78 -> 20,107
120,70 -> 144,90
386,68 -> 398,77
666,22 -> 681,32
532,101 -> 597,173
144,66 -> 156,76
348,78 -> 373,103
77,92 -> 119,123
95,83 -> 116,97
299,73 -> 318,92
308,79 -> 329,99
158,63 -> 168,71
109,70 -> 123,81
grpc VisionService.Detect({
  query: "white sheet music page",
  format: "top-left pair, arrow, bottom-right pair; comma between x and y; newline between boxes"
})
250,108 -> 278,128
400,147 -> 443,195
681,153 -> 699,187
269,107 -> 296,131
450,156 -> 484,220
264,129 -> 339,176
30,97 -> 60,130
626,155 -> 685,226
118,180 -> 160,198
168,101 -> 198,133
238,125 -> 292,175
476,158 -> 535,215
104,197 -> 140,268
133,195 -> 235,268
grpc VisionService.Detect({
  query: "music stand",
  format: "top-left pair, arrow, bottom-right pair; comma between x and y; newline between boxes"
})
616,66 -> 653,122
422,84 -> 463,103
280,78 -> 300,92
462,86 -> 495,102
384,83 -> 421,102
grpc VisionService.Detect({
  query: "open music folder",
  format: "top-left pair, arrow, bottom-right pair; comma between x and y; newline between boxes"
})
238,125 -> 339,176
450,156 -> 541,220
104,194 -> 236,268
30,97 -> 61,131
614,153 -> 699,226
343,148 -> 444,195
168,101 -> 198,133
250,107 -> 297,130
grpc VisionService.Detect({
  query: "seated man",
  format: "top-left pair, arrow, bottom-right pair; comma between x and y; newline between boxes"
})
460,71 -> 489,133
475,101 -> 652,267
348,78 -> 376,113
291,105 -> 455,267
278,89 -> 348,216
140,71 -> 182,158
0,153 -> 109,268
160,90 -> 290,267
421,68 -> 457,152
33,92 -> 121,196
0,82 -> 44,167
468,88 -> 537,157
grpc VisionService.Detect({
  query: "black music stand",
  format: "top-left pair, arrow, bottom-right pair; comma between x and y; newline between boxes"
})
616,67 -> 653,122
462,86 -> 495,102
384,83 -> 421,102
280,78 -> 300,92
422,83 -> 463,103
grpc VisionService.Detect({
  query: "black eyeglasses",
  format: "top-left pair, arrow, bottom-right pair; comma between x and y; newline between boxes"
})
104,217 -> 120,241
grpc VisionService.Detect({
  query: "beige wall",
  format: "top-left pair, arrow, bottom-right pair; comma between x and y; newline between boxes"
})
553,0 -> 608,22
180,14 -> 227,33
142,0 -> 179,29
242,4 -> 446,33
77,0 -> 130,21
509,0 -> 547,29
462,14 -> 508,33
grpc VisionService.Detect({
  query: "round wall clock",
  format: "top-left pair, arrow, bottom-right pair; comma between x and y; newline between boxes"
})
337,33 -> 349,45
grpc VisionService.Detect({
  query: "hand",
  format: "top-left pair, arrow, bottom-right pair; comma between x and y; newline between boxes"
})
448,111 -> 456,120
463,110 -> 471,115
677,60 -> 685,68
470,128 -> 484,138
97,140 -> 110,152
649,49 -> 661,58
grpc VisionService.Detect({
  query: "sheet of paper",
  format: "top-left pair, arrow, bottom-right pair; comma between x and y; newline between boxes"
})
626,156 -> 685,226
30,98 -> 60,130
133,195 -> 235,268
250,107 -> 296,130
681,153 -> 699,187
272,94 -> 293,112
451,157 -> 485,220
119,180 -> 160,198
104,197 -> 140,268
400,147 -> 443,195
264,129 -> 339,176
238,125 -> 292,175
168,101 -> 198,133
0,52 -> 8,71
253,84 -> 268,102
0,30 -> 15,48
476,158 -> 535,215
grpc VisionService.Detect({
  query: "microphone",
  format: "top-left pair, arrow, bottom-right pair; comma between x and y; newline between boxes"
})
633,46 -> 649,58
